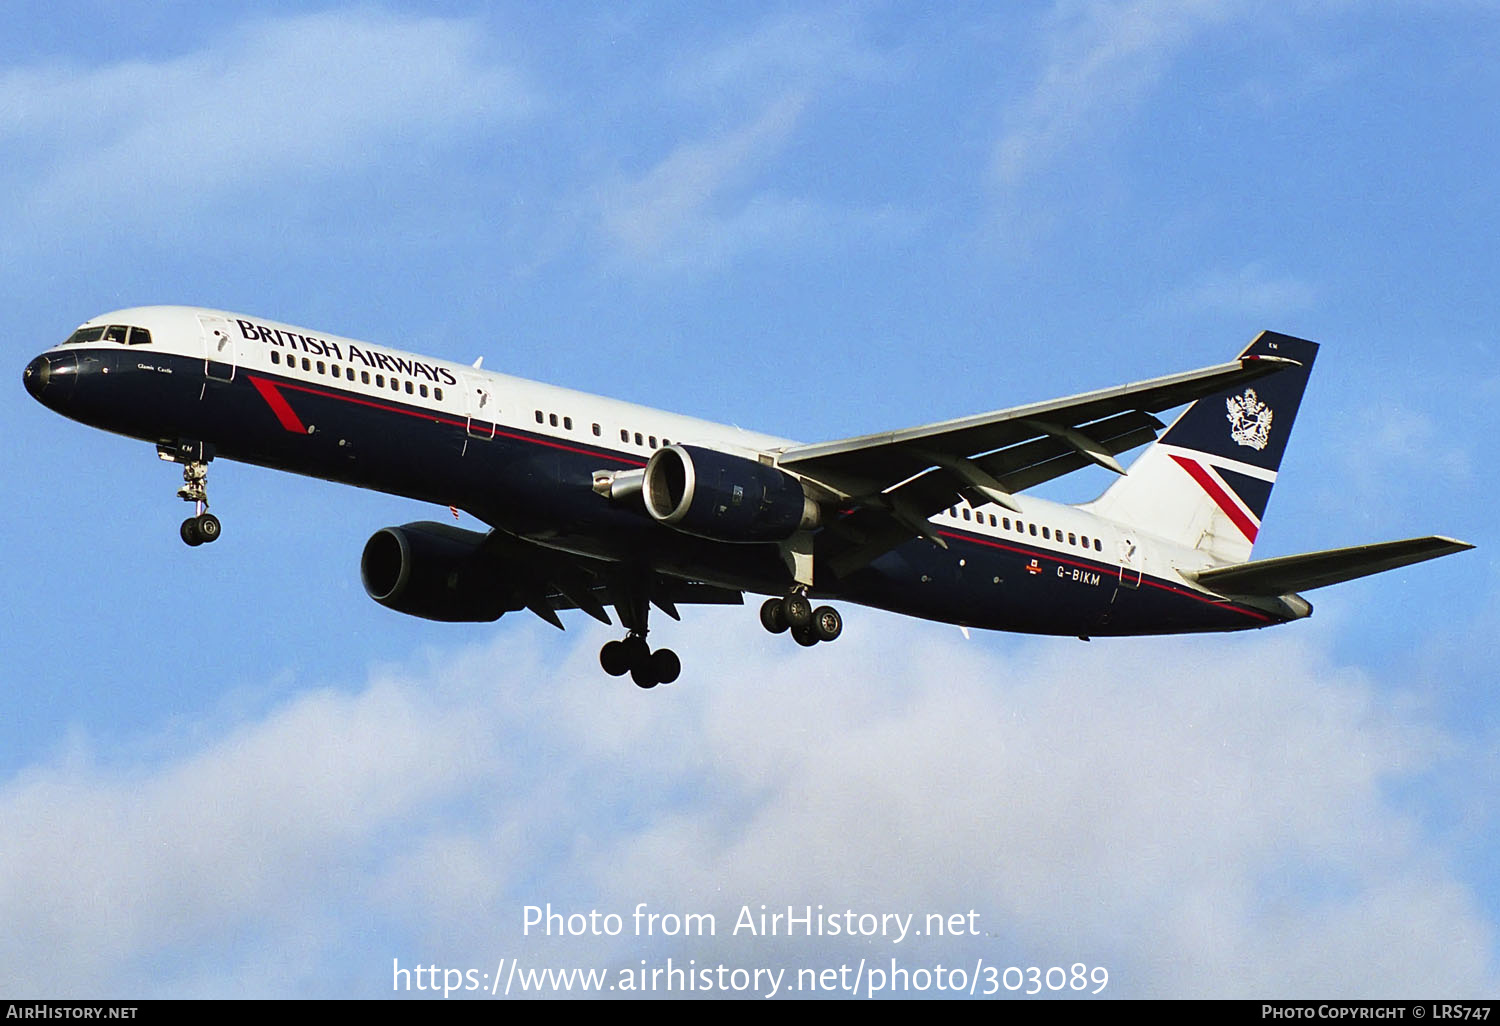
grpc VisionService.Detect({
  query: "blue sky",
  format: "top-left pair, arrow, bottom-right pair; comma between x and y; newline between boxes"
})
3,1 -> 1497,998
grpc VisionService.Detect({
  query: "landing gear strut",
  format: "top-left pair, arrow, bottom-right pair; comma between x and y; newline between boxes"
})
760,592 -> 842,646
159,442 -> 221,547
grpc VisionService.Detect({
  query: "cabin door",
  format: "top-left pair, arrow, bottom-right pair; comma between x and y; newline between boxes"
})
198,313 -> 238,382
464,372 -> 497,441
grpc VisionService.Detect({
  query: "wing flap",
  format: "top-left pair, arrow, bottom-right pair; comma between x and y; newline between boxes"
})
1187,536 -> 1474,596
477,528 -> 743,628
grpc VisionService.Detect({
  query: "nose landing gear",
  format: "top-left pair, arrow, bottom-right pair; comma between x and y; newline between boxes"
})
159,441 -> 221,546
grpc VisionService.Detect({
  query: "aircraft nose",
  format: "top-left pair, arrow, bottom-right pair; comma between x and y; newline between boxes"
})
23,351 -> 79,406
23,354 -> 50,400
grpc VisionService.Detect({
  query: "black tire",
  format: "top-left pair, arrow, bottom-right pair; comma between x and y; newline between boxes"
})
782,593 -> 812,629
760,597 -> 789,634
196,513 -> 221,543
650,648 -> 681,685
180,517 -> 202,547
812,605 -> 842,642
630,662 -> 659,689
621,634 -> 649,668
792,625 -> 820,647
600,640 -> 630,677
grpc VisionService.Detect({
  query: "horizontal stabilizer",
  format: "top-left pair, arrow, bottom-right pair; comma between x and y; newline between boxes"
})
1187,536 -> 1474,596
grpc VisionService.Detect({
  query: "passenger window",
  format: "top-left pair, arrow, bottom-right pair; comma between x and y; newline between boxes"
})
1042,527 -> 1050,540
316,361 -> 325,374
549,413 -> 558,427
649,435 -> 657,448
302,357 -> 311,371
1029,524 -> 1037,536
989,514 -> 997,527
391,378 -> 400,391
330,365 -> 340,378
634,432 -> 643,446
1069,533 -> 1077,546
376,374 -> 384,387
271,351 -> 281,365
361,371 -> 370,384
536,410 -> 544,424
419,384 -> 428,397
620,429 -> 629,442
434,387 -> 443,401
593,424 -> 601,437
405,381 -> 414,394
1094,539 -> 1102,552
962,508 -> 971,521
564,417 -> 572,430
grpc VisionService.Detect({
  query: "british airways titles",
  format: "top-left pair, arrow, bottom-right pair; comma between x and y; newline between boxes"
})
235,319 -> 459,387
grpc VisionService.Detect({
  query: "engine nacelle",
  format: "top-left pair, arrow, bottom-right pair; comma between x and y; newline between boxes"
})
360,522 -> 518,622
642,444 -> 819,543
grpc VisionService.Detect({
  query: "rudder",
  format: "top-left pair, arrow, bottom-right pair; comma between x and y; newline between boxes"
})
1083,331 -> 1319,564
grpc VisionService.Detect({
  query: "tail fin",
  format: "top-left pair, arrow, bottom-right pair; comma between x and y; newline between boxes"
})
1084,331 -> 1319,564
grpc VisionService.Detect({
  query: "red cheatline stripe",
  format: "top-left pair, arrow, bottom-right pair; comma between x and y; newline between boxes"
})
938,528 -> 1270,622
248,375 -> 307,434
1171,454 -> 1258,542
246,373 -> 648,467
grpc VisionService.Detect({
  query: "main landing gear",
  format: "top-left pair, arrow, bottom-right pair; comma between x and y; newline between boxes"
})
599,633 -> 681,689
159,442 -> 221,547
759,591 -> 843,647
598,580 -> 681,689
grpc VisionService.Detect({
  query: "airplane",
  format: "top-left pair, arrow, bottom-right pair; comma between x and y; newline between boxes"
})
23,306 -> 1473,688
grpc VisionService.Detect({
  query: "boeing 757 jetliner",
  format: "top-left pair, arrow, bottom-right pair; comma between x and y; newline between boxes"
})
23,308 -> 1472,687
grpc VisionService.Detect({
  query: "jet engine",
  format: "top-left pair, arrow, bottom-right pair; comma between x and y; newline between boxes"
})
642,444 -> 819,543
360,522 -> 518,622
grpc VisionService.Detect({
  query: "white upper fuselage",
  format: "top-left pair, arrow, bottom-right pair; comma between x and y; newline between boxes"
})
65,305 -> 1204,577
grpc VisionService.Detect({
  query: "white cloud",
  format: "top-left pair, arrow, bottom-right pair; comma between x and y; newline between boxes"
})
666,9 -> 887,105
595,92 -> 809,269
589,12 -> 908,274
1164,261 -> 1318,318
0,672 -> 497,994
0,11 -> 533,232
994,0 -> 1242,189
2,609 -> 1492,997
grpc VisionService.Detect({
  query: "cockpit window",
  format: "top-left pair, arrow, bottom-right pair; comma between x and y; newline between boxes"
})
62,324 -> 153,346
63,326 -> 107,345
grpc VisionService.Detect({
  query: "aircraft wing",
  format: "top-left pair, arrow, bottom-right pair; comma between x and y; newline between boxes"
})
1185,536 -> 1475,596
778,349 -> 1298,517
778,347 -> 1297,570
474,526 -> 742,630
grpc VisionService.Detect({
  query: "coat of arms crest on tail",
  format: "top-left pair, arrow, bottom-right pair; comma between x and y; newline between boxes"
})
1226,388 -> 1273,451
